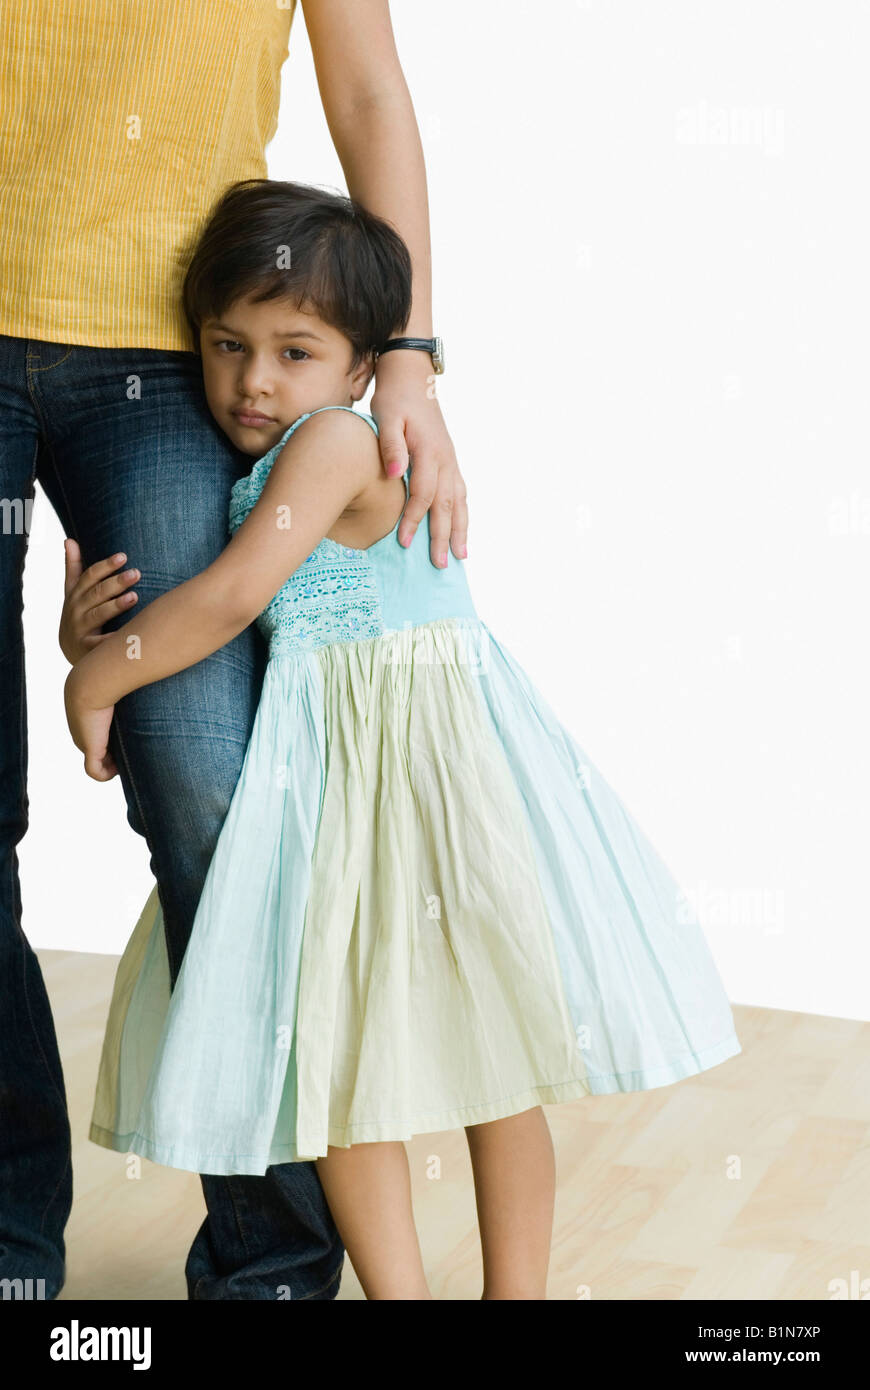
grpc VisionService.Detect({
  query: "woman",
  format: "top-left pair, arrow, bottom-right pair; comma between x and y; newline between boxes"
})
0,0 -> 467,1301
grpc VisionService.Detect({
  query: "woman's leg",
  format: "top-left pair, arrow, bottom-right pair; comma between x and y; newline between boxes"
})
315,1142 -> 432,1300
30,338 -> 343,1301
0,335 -> 72,1299
465,1107 -> 555,1300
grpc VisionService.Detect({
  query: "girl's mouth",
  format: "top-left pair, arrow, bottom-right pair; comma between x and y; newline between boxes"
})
234,410 -> 275,427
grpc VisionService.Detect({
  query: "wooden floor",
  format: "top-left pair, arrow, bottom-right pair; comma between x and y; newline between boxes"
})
41,948 -> 870,1301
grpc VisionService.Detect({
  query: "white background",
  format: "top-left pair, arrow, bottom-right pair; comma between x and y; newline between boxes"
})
20,1 -> 870,1021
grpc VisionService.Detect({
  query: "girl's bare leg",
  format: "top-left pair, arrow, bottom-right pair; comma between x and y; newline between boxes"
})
315,1140 -> 432,1300
465,1106 -> 555,1300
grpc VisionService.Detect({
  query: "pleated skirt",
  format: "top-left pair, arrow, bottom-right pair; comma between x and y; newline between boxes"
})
90,617 -> 741,1175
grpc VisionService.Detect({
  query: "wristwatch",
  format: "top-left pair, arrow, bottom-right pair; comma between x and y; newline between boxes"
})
376,335 -> 445,374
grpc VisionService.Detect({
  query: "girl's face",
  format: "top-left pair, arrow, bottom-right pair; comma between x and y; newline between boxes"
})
200,292 -> 374,456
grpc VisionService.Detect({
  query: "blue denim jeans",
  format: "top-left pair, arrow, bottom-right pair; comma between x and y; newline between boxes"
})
0,335 -> 344,1300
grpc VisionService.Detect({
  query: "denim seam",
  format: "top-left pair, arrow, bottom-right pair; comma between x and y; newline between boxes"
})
12,847 -> 73,1237
35,436 -> 81,553
25,351 -> 83,555
297,1257 -> 343,1301
224,1178 -> 255,1264
25,344 -> 74,372
15,437 -> 30,874
107,719 -> 171,974
189,1174 -> 255,1302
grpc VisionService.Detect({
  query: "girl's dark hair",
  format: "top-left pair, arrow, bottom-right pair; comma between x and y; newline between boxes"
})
182,179 -> 413,368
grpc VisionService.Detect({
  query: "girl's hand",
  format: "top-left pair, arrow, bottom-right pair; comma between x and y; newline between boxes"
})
370,351 -> 469,569
60,539 -> 140,665
64,667 -> 118,782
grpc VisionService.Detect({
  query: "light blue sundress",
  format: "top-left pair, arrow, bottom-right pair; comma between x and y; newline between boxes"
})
89,405 -> 742,1175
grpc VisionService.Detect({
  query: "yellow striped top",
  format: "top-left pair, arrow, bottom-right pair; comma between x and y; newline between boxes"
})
0,0 -> 297,352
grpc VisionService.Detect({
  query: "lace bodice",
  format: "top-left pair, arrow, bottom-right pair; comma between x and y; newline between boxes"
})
228,407 -> 407,656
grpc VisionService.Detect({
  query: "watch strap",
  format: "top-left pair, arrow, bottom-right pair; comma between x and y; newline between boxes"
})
377,335 -> 445,374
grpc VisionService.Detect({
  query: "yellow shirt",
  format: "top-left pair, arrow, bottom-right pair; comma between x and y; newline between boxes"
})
0,0 -> 297,352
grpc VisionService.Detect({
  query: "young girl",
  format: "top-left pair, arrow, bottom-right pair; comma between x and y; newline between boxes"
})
63,179 -> 741,1301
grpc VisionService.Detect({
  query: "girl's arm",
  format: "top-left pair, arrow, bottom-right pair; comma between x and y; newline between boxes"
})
65,409 -> 380,716
302,0 -> 469,567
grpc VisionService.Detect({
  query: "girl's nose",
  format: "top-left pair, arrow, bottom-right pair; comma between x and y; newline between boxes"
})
239,359 -> 273,398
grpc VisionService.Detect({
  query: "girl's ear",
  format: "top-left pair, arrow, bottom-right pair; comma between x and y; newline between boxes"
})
350,350 -> 376,401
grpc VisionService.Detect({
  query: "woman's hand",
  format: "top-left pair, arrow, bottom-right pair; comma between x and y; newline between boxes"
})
64,665 -> 118,782
59,539 -> 140,665
302,0 -> 468,566
370,352 -> 469,568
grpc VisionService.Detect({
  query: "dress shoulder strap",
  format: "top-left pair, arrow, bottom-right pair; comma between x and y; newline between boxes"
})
288,404 -> 379,437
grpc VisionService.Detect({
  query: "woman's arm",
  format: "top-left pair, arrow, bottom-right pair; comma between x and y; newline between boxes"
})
65,409 -> 379,721
302,0 -> 468,567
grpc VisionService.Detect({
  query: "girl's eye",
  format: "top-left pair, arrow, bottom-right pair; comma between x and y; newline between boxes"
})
213,342 -> 308,361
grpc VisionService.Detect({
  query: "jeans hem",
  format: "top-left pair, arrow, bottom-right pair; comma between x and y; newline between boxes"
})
187,1253 -> 344,1302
